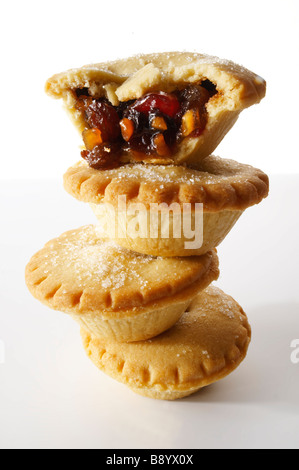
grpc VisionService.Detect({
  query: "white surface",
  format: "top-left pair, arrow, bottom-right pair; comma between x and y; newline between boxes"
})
0,175 -> 298,449
1,0 -> 299,178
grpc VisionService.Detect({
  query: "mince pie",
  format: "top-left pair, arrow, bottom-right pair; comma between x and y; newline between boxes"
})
81,286 -> 251,400
25,225 -> 219,342
45,52 -> 266,168
63,155 -> 269,257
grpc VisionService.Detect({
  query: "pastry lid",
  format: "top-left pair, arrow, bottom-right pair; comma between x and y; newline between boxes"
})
63,155 -> 269,212
25,225 -> 219,315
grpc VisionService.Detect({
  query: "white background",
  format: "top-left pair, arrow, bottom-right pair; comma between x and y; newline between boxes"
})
0,0 -> 299,450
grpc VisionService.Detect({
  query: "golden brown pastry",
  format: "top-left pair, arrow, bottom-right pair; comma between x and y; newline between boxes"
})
25,225 -> 219,342
81,286 -> 251,400
63,155 -> 269,257
45,52 -> 266,168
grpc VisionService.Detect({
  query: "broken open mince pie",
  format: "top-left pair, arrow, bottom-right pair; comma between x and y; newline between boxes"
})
45,52 -> 266,168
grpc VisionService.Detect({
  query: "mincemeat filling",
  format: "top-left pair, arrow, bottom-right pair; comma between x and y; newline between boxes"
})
75,81 -> 217,170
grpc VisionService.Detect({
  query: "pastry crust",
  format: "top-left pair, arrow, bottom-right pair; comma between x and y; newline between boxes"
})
81,286 -> 251,400
25,225 -> 219,342
90,204 -> 243,257
63,156 -> 268,257
63,155 -> 269,212
45,52 -> 266,165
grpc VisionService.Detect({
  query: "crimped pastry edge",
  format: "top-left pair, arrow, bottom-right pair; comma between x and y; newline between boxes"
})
63,156 -> 269,212
25,227 -> 219,316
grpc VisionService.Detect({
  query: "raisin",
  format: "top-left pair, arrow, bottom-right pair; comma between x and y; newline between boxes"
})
178,84 -> 210,114
85,100 -> 121,142
125,131 -> 154,155
81,143 -> 122,170
123,108 -> 148,133
75,95 -> 93,113
177,85 -> 210,136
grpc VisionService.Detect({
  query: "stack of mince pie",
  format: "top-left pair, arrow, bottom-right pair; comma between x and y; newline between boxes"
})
26,52 -> 269,400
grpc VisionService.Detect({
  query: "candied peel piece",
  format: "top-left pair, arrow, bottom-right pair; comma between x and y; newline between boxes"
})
82,128 -> 103,150
120,118 -> 135,141
151,116 -> 168,131
153,133 -> 171,157
181,109 -> 202,137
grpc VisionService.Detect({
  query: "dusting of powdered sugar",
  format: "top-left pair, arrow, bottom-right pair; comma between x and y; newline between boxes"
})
44,226 -> 155,291
204,286 -> 237,319
183,286 -> 238,322
96,163 -> 219,185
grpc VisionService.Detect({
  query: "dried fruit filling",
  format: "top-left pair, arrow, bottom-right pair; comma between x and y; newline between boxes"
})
75,82 -> 217,169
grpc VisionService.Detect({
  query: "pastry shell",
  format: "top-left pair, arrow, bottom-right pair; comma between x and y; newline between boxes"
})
25,225 -> 219,342
81,285 -> 251,400
63,155 -> 269,257
45,52 -> 266,165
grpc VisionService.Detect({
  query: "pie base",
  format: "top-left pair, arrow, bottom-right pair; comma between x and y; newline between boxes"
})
70,279 -> 212,342
81,286 -> 251,400
91,202 -> 243,257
